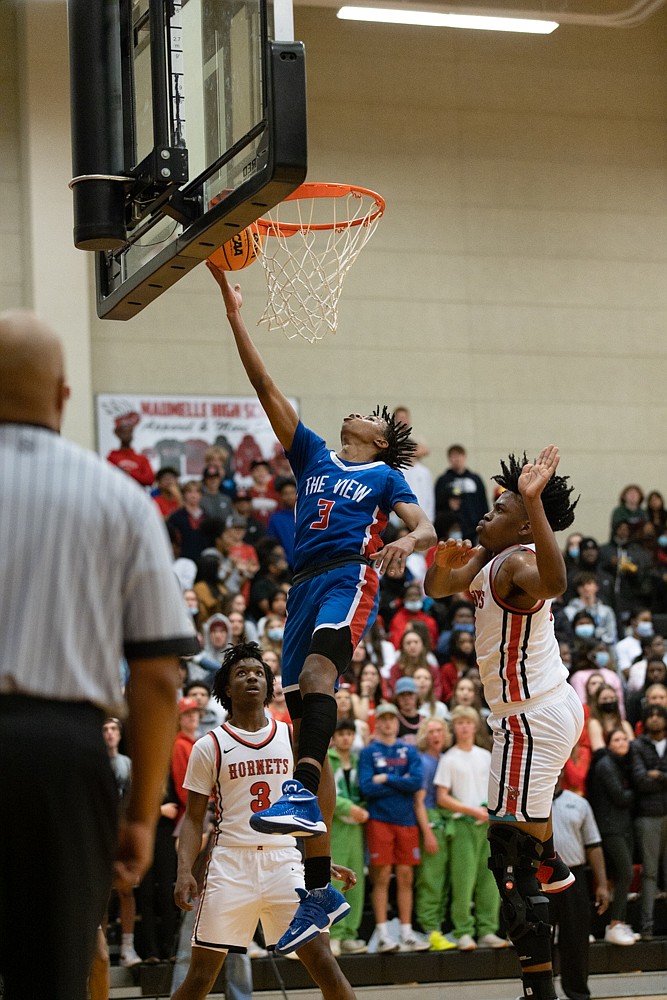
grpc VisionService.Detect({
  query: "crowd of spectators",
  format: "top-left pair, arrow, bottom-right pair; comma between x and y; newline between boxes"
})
106,431 -> 667,965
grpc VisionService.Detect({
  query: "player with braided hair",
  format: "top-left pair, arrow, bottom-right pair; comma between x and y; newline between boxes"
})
208,262 -> 435,953
425,446 -> 582,1000
370,404 -> 417,470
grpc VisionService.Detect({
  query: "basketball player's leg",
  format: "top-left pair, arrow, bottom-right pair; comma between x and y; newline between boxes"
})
486,697 -> 583,1000
252,567 -> 376,836
273,716 -> 350,953
171,945 -> 227,1000
293,566 -> 379,797
297,933 -> 356,1000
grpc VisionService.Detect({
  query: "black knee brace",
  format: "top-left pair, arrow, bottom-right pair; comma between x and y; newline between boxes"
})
487,824 -> 552,968
308,626 -> 353,676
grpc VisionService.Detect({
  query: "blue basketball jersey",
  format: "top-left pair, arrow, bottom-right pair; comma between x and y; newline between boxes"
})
286,421 -> 418,575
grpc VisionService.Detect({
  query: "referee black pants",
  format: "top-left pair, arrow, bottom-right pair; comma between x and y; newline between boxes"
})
0,696 -> 118,1000
548,865 -> 591,1000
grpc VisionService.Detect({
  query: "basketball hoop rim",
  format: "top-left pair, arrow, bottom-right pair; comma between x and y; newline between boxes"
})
253,182 -> 385,235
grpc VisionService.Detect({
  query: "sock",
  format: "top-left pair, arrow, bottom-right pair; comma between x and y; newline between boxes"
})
376,922 -> 388,936
304,855 -> 331,891
400,923 -> 413,939
542,835 -> 554,858
121,933 -> 134,950
293,760 -> 321,796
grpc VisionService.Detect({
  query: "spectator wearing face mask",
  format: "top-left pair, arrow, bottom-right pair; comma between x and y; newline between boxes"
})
568,640 -> 625,717
564,572 -> 618,645
389,582 -> 439,651
260,613 -> 286,661
614,608 -> 655,681
586,684 -> 634,753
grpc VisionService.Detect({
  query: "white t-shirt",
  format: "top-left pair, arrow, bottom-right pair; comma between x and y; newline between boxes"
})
433,744 -> 491,816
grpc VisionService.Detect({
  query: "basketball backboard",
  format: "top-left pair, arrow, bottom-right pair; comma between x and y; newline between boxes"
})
68,0 -> 307,320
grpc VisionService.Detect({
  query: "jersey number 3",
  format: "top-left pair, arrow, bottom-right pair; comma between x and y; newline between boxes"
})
310,498 -> 335,531
249,781 -> 272,813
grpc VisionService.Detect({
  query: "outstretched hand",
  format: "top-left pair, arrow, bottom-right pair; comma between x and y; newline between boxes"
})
206,259 -> 243,313
433,538 -> 484,570
518,445 -> 560,502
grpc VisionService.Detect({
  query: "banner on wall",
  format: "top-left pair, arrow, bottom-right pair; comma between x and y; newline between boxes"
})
96,393 -> 299,483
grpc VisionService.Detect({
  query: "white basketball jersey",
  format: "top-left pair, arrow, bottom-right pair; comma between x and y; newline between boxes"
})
183,718 -> 295,848
468,544 -> 568,716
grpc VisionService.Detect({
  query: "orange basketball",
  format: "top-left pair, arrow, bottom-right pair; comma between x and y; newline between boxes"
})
208,225 -> 263,271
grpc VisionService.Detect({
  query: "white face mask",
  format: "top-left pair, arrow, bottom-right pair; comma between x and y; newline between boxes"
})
404,600 -> 423,612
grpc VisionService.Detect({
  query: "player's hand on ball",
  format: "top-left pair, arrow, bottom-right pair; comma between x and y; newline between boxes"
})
206,260 -> 243,314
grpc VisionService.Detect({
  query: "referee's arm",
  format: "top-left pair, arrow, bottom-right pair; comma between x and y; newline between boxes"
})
114,655 -> 180,891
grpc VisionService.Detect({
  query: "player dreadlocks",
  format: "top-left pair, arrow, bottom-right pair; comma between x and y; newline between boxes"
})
372,404 -> 417,471
493,452 -> 579,532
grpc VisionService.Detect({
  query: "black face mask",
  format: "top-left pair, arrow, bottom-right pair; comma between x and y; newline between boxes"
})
599,701 -> 618,714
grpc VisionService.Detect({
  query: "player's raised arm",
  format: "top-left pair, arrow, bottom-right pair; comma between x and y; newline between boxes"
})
207,260 -> 298,451
511,446 -> 569,600
424,538 -> 488,598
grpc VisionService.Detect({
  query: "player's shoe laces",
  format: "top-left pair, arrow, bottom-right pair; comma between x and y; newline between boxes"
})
275,885 -> 351,955
249,780 -> 327,837
536,852 -> 575,893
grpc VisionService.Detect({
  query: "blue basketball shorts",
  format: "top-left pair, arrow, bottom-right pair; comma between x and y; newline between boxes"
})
281,562 -> 379,697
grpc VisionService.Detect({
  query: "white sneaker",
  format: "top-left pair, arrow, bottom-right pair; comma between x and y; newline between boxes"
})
399,930 -> 431,952
120,946 -> 142,968
604,923 -> 635,946
377,932 -> 399,953
456,934 -> 477,951
477,933 -> 509,949
341,938 -> 367,954
329,938 -> 342,956
619,923 -> 640,941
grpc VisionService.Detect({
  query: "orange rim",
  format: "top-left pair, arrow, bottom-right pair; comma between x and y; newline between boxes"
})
254,182 -> 385,235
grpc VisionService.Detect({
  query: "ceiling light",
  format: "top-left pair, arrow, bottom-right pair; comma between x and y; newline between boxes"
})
337,6 -> 559,32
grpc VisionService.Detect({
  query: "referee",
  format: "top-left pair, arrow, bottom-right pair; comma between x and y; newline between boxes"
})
0,311 -> 198,1000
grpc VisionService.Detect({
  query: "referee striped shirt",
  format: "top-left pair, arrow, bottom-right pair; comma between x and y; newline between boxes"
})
551,789 -> 601,868
0,423 -> 198,714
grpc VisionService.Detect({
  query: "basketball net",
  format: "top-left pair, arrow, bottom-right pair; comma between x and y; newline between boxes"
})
253,183 -> 385,343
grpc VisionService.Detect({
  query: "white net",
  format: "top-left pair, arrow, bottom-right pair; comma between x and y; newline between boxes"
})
253,184 -> 385,343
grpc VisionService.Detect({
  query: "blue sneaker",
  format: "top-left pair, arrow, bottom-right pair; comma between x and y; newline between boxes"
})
275,885 -> 351,955
249,780 -> 326,837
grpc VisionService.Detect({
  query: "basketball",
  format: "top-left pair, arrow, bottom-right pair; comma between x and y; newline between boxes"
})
208,226 -> 264,271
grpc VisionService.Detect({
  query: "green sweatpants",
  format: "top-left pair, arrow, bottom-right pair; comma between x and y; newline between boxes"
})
329,819 -> 366,941
415,807 -> 450,933
449,818 -> 500,939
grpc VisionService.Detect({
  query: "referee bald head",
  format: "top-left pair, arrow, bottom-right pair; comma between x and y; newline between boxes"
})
0,310 -> 70,431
